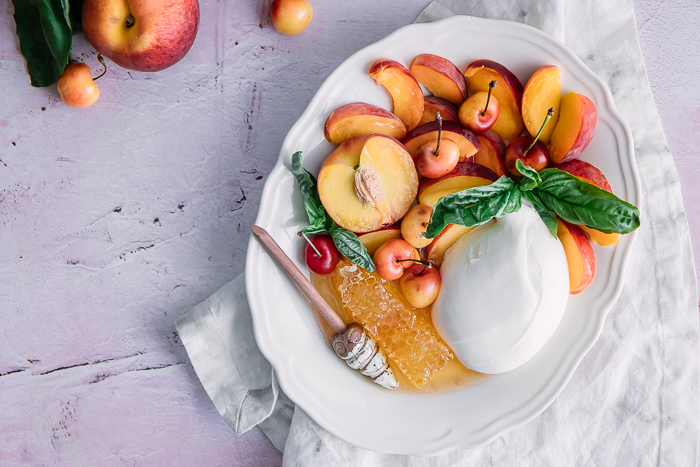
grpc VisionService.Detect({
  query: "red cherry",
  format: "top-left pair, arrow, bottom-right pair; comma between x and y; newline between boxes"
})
304,234 -> 341,275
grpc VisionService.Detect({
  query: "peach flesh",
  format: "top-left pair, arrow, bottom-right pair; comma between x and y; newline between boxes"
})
369,59 -> 425,131
522,65 -> 561,143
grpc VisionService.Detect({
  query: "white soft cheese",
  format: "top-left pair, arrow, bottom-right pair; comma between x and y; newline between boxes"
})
432,204 -> 569,374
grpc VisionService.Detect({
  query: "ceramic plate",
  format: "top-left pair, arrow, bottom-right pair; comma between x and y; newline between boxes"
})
245,15 -> 640,455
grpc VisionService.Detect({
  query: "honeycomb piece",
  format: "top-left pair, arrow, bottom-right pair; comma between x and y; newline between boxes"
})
332,260 -> 453,388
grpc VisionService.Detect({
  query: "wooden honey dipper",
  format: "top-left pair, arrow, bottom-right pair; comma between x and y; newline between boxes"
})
250,225 -> 398,390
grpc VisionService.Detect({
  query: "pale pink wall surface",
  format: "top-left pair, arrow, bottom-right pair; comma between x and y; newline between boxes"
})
0,0 -> 697,465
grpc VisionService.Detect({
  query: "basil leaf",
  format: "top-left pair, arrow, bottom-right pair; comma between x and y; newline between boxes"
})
521,190 -> 558,237
13,0 -> 73,87
536,168 -> 640,234
425,176 -> 522,238
291,151 -> 333,233
329,227 -> 375,272
516,160 -> 541,191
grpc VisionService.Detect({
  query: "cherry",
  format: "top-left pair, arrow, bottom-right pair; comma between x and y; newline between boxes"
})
57,55 -> 106,108
301,233 -> 341,275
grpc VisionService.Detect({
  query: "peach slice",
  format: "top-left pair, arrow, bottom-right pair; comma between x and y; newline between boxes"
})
357,222 -> 402,256
465,60 -> 524,142
557,219 -> 595,294
522,65 -> 561,143
473,130 -> 508,177
419,96 -> 459,126
409,54 -> 468,105
418,162 -> 498,207
324,103 -> 407,144
548,93 -> 597,164
318,134 -> 418,233
555,159 -> 620,246
403,120 -> 480,162
369,59 -> 425,131
425,223 -> 474,266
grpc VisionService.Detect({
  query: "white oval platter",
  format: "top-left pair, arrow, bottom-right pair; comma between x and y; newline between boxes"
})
245,15 -> 641,456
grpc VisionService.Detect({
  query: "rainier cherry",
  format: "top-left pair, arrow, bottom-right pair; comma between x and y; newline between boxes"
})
459,80 -> 500,133
373,239 -> 418,281
57,55 -> 106,108
413,113 -> 460,179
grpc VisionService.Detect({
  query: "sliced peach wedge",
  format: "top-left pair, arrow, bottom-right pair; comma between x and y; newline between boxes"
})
557,219 -> 595,294
425,223 -> 474,266
554,159 -> 620,246
418,162 -> 498,207
549,93 -> 597,164
465,60 -> 524,142
369,59 -> 424,131
473,130 -> 508,177
357,221 -> 402,255
318,134 -> 418,233
522,65 -> 561,143
403,120 -> 480,162
419,96 -> 459,126
324,103 -> 406,144
409,54 -> 468,105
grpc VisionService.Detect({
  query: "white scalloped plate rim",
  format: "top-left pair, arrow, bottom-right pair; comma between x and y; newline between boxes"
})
245,15 -> 641,456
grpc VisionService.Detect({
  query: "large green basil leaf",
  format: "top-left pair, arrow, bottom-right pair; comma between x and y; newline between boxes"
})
291,152 -> 333,233
521,190 -> 558,237
425,176 -> 522,238
536,168 -> 640,234
329,227 -> 375,272
13,0 -> 72,87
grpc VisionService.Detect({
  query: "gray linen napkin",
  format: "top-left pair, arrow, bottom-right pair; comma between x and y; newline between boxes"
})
176,0 -> 700,464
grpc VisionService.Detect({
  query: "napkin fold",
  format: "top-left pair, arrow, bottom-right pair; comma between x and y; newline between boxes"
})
176,0 -> 700,464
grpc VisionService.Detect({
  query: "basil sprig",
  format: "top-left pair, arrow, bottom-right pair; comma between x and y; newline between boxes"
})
290,152 -> 375,272
425,159 -> 640,239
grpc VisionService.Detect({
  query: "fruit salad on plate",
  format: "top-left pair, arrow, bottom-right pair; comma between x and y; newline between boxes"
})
290,54 -> 640,391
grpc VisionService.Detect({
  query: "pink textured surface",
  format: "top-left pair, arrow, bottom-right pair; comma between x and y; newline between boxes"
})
0,0 -> 697,464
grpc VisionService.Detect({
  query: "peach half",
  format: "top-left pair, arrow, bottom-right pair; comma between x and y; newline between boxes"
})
557,219 -> 595,294
548,93 -> 597,164
410,54 -> 468,105
419,96 -> 459,126
357,222 -> 402,255
465,60 -> 524,142
555,159 -> 620,246
425,223 -> 474,266
369,59 -> 424,131
318,134 -> 418,233
403,120 -> 480,162
418,162 -> 498,207
324,103 -> 407,144
522,65 -> 561,143
473,130 -> 508,177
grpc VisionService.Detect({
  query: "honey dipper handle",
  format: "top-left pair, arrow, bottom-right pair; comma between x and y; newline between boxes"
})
250,225 -> 348,334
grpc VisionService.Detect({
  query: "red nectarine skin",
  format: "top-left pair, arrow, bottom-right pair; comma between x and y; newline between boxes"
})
474,131 -> 508,177
420,96 -> 459,125
558,219 -> 595,294
410,54 -> 468,105
549,93 -> 597,164
324,102 -> 407,144
82,0 -> 200,72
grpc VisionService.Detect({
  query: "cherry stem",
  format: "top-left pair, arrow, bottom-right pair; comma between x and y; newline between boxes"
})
481,80 -> 497,117
396,258 -> 435,275
523,107 -> 554,157
298,231 -> 322,257
433,112 -> 443,157
93,54 -> 107,81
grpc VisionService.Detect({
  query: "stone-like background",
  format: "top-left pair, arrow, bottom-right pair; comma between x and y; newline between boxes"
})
1,0 -> 698,464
